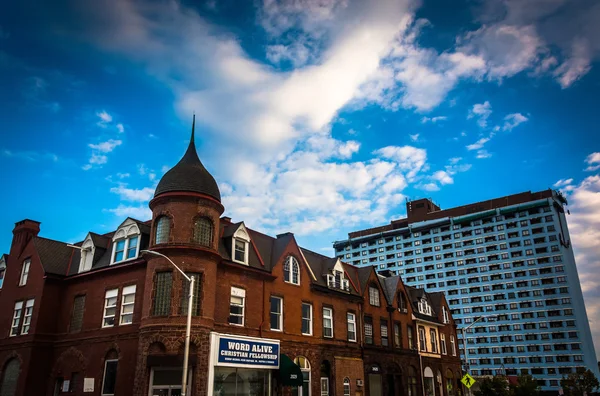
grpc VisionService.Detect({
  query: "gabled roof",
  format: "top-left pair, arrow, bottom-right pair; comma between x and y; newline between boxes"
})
405,285 -> 443,324
32,236 -> 74,276
299,248 -> 361,296
382,276 -> 400,305
355,266 -> 374,294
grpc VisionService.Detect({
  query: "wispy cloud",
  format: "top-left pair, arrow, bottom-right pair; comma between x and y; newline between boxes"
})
466,137 -> 490,151
585,152 -> 600,172
96,110 -> 113,127
502,113 -> 528,131
2,149 -> 59,162
421,116 -> 447,123
467,101 -> 492,128
110,185 -> 155,202
476,149 -> 492,159
409,133 -> 419,142
88,139 -> 122,153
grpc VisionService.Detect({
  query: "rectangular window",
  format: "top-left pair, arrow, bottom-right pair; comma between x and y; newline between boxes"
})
153,272 -> 173,316
119,285 -> 136,325
418,327 -> 427,351
430,329 -> 438,353
234,239 -> 246,262
394,323 -> 401,348
113,240 -> 125,262
10,301 -> 23,336
103,289 -> 119,328
101,360 -> 118,396
408,325 -> 415,349
19,259 -> 30,286
0,268 -> 5,288
126,236 -> 138,259
229,287 -> 245,326
347,312 -> 356,342
21,299 -> 34,334
450,335 -> 456,356
302,303 -> 313,335
321,377 -> 329,396
369,287 -> 380,306
70,295 -> 86,333
323,307 -> 333,338
270,296 -> 283,331
381,319 -> 388,346
364,316 -> 373,344
441,334 -> 447,354
180,273 -> 201,316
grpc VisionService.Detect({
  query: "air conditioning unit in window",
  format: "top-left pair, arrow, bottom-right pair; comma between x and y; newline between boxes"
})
356,379 -> 364,387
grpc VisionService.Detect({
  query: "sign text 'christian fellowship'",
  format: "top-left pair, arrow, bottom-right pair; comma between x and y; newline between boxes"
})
215,334 -> 280,369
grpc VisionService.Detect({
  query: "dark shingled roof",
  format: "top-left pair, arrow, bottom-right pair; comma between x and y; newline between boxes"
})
382,276 -> 400,305
33,237 -> 73,276
405,285 -> 443,324
154,116 -> 221,201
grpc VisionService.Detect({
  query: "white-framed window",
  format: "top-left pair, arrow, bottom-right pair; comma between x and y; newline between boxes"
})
440,333 -> 447,354
430,329 -> 438,353
21,299 -> 34,334
294,356 -> 311,396
270,296 -> 283,331
418,298 -> 432,315
229,287 -> 245,326
232,225 -> 251,265
321,377 -> 329,396
442,306 -> 450,324
19,259 -> 30,286
302,303 -> 313,335
111,220 -> 141,264
119,285 -> 136,325
418,327 -> 427,351
381,320 -> 389,346
103,289 -> 119,328
343,377 -> 351,396
79,236 -> 95,273
347,312 -> 357,342
101,359 -> 118,396
450,335 -> 456,356
369,286 -> 380,306
284,256 -> 300,285
323,307 -> 333,338
10,301 -> 23,336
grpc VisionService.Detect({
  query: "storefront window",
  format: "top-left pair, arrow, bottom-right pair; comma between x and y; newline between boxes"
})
150,368 -> 191,396
423,367 -> 434,396
407,366 -> 417,396
213,367 -> 270,396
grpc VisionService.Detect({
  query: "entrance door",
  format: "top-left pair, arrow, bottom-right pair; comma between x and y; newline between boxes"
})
149,368 -> 190,396
369,374 -> 382,396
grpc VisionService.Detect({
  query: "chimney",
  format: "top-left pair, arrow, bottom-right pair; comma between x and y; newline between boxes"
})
11,219 -> 41,257
221,216 -> 232,223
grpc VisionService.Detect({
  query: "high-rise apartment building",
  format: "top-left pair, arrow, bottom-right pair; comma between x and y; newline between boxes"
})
333,190 -> 599,392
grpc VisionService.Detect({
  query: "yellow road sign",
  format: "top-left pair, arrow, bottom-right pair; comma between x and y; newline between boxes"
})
461,373 -> 476,389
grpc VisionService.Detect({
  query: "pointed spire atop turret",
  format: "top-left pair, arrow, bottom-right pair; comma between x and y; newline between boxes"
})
153,113 -> 221,202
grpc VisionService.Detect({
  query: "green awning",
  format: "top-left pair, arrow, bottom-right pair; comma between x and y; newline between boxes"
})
499,200 -> 549,214
278,354 -> 303,386
454,210 -> 496,224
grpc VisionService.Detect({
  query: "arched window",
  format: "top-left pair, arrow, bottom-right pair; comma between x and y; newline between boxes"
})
0,358 -> 20,396
407,366 -> 417,396
423,367 -> 435,396
193,217 -> 213,247
445,369 -> 455,396
155,216 -> 170,244
398,292 -> 407,312
293,356 -> 311,396
343,377 -> 351,396
283,256 -> 300,285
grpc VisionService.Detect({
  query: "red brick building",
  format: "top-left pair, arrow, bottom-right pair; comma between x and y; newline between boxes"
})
0,120 -> 462,396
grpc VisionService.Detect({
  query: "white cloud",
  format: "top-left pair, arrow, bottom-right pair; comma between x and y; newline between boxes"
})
116,123 -> 125,133
409,133 -> 419,142
553,178 -> 573,188
105,204 -> 152,220
421,116 -> 447,123
476,149 -> 492,159
373,145 -> 427,181
88,139 -> 122,153
448,157 -> 462,165
466,137 -> 490,151
431,170 -> 453,185
585,152 -> 600,172
89,153 -> 108,165
468,101 -> 492,127
96,110 -> 113,127
418,182 -> 440,192
110,185 -> 155,202
116,172 -> 130,179
502,112 -> 528,131
560,170 -> 600,358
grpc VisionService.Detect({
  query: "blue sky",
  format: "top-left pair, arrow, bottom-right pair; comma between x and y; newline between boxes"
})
2,0 -> 600,353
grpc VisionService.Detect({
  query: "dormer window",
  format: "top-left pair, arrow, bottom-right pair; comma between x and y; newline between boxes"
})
231,225 -> 250,265
111,219 -> 142,265
418,298 -> 432,316
369,286 -> 380,306
283,256 -> 300,285
79,236 -> 95,273
442,306 -> 450,324
398,292 -> 408,313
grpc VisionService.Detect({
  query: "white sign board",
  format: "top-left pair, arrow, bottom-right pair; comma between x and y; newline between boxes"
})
84,378 -> 94,392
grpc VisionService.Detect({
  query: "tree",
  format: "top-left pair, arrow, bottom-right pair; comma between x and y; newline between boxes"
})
510,374 -> 540,396
561,369 -> 600,396
474,376 -> 510,396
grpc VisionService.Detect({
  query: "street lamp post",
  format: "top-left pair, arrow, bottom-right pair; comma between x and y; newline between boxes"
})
461,316 -> 487,396
141,250 -> 194,396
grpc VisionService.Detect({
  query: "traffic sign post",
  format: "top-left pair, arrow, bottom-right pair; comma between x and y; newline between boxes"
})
461,373 -> 476,389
